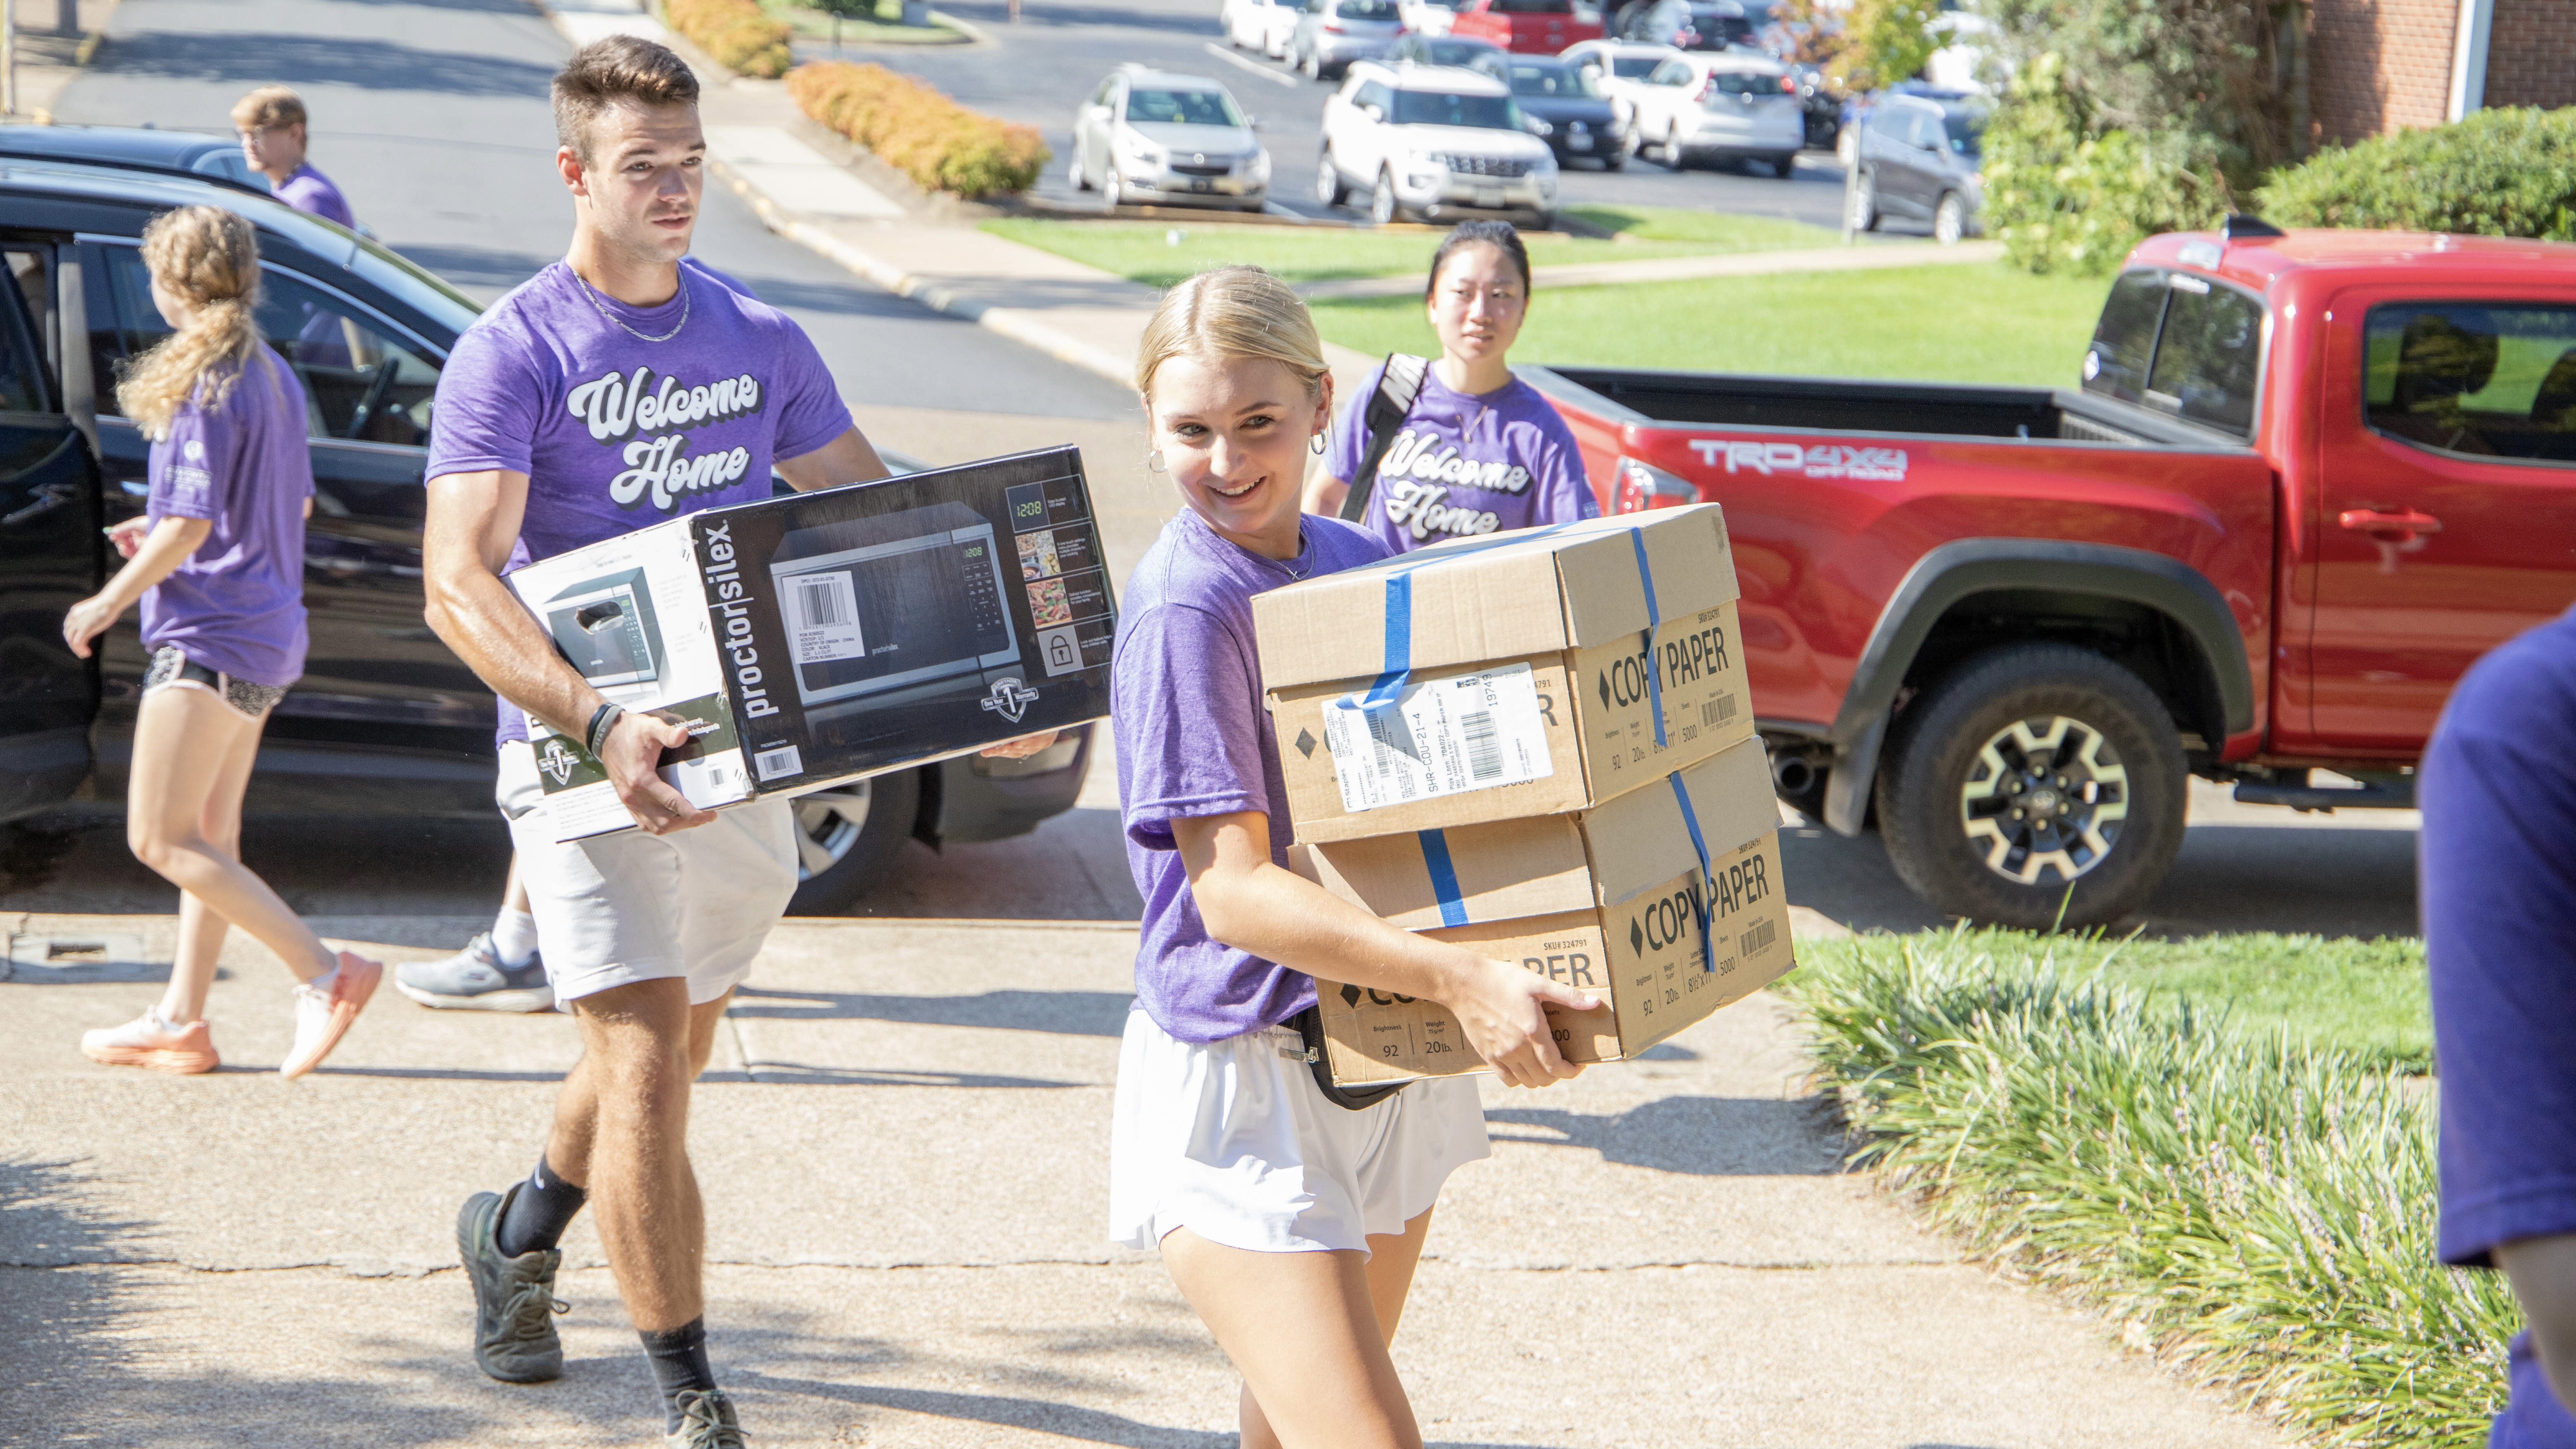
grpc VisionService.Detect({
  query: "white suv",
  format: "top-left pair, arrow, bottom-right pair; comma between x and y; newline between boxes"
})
1317,63 -> 1559,226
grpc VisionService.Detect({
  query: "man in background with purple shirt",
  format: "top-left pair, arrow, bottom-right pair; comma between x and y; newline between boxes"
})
231,86 -> 355,230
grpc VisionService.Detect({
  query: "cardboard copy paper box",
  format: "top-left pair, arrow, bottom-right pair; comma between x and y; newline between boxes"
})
505,446 -> 1115,841
1253,507 -> 1752,845
1292,734 -> 1795,1086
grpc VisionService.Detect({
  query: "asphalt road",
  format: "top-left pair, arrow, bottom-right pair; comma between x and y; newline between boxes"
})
827,0 -> 1883,230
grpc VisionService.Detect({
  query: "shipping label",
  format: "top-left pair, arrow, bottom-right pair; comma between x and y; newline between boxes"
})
1320,663 -> 1554,814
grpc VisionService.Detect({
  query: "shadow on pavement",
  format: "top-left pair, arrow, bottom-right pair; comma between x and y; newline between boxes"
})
91,32 -> 557,96
0,1158 -> 146,1428
1484,1096 -> 1847,1177
736,1063 -> 1084,1089
729,985 -> 1134,1035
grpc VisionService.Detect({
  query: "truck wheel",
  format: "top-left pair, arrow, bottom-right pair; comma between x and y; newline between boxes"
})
1875,644 -> 2187,931
786,768 -> 921,916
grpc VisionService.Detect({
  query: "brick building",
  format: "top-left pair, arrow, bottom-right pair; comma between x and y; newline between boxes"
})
2307,0 -> 2576,147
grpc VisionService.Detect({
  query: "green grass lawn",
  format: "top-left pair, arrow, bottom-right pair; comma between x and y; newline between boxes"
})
1796,928 -> 2433,1071
980,206 -> 1840,290
1309,261 -> 2106,386
763,0 -> 966,43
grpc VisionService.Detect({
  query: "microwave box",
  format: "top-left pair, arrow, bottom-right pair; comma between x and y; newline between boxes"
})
1290,734 -> 1792,1087
1252,506 -> 1752,845
506,446 -> 1115,841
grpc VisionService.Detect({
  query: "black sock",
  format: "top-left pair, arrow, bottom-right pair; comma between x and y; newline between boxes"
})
641,1318 -> 717,1432
494,1155 -> 586,1259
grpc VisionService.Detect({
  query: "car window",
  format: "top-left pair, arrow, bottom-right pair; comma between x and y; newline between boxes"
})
1648,57 -> 1688,83
97,242 -> 440,446
2143,276 -> 2263,439
1357,80 -> 1393,111
1090,78 -> 1117,108
1492,0 -> 1571,11
1943,106 -> 1987,157
3,249 -> 52,412
2082,269 -> 2166,407
2365,302 -> 2576,465
1339,0 -> 1399,16
1508,62 -> 1600,97
1912,110 -> 1950,151
1391,90 -> 1520,128
1707,69 -> 1782,97
0,252 -> 44,413
1428,39 -> 1492,62
1128,89 -> 1247,126
1612,55 -> 1663,77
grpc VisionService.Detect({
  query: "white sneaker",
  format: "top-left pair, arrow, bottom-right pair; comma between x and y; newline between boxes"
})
81,1007 -> 220,1074
280,952 -> 383,1079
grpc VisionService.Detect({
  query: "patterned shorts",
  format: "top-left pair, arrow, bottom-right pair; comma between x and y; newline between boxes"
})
144,646 -> 291,720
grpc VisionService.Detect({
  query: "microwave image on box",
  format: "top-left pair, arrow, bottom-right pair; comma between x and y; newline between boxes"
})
543,568 -> 663,688
769,500 -> 1020,706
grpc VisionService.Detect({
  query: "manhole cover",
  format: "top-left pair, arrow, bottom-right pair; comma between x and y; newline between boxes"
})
5,934 -> 161,984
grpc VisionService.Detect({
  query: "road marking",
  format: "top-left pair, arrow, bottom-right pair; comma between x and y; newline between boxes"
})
1200,40 -> 1301,88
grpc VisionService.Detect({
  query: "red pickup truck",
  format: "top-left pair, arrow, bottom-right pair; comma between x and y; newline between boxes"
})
1525,220 -> 2576,928
1447,0 -> 1602,52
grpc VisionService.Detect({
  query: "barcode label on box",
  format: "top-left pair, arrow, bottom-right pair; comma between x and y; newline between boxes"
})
1321,663 -> 1553,813
1739,916 -> 1777,959
780,571 -> 867,665
1703,694 -> 1738,727
753,744 -> 803,782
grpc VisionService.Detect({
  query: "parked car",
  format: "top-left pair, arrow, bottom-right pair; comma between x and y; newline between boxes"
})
1221,0 -> 1302,57
1785,60 -> 1840,149
1316,62 -> 1558,226
0,155 -> 1094,914
1475,54 -> 1625,168
1386,31 -> 1506,68
1448,0 -> 1601,53
1560,37 -> 1679,134
1291,0 -> 1406,80
1398,0 -> 1458,33
1620,0 -> 1754,49
1845,92 -> 1986,243
1622,50 -> 1801,173
1068,67 -> 1271,210
1526,218 -> 2576,928
0,122 -> 268,194
1837,80 -> 1978,166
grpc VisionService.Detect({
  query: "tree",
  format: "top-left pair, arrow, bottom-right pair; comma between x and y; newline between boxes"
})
1778,0 -> 1946,92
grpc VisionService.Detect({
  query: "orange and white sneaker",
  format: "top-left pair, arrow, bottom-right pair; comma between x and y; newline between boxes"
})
280,951 -> 383,1080
80,1007 -> 220,1075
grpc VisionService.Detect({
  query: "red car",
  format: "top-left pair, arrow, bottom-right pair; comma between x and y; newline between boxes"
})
1447,0 -> 1602,53
1524,220 -> 2576,927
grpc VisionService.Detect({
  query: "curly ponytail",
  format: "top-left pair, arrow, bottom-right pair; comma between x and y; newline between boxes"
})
115,206 -> 266,439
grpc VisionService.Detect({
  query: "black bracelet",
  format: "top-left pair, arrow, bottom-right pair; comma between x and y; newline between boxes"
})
586,701 -> 623,758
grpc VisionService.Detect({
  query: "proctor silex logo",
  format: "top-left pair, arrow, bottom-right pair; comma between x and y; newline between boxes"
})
981,676 -> 1041,724
698,523 -> 781,722
537,737 -> 582,786
1688,438 -> 1908,482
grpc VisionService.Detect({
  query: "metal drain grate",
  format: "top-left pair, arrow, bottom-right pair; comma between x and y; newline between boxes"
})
4,934 -> 159,983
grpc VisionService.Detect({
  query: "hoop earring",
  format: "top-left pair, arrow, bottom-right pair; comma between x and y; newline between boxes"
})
1309,432 -> 1327,455
1147,448 -> 1167,474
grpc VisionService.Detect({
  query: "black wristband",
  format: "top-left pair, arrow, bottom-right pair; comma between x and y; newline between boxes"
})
586,702 -> 623,758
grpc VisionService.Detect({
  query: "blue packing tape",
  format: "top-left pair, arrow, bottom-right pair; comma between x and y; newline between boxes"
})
1418,829 -> 1469,928
1666,772 -> 1716,974
1627,526 -> 1666,750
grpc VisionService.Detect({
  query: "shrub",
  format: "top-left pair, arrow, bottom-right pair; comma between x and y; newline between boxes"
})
662,0 -> 793,79
788,61 -> 1048,199
1983,54 -> 2230,275
2259,107 -> 2576,241
1787,928 -> 2514,1449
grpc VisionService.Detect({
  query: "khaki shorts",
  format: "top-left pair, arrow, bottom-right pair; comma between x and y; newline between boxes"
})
497,740 -> 798,1007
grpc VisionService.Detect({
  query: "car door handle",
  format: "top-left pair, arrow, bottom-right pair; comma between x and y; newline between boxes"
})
2338,507 -> 2442,538
2,481 -> 80,528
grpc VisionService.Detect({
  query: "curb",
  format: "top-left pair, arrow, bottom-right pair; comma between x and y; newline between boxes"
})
708,156 -> 1139,387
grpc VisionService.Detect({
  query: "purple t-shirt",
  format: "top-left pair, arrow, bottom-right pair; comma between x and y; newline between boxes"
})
272,163 -> 354,230
142,346 -> 313,688
2424,605 -> 2576,1447
1326,360 -> 1598,552
1114,510 -> 1391,1042
426,258 -> 852,743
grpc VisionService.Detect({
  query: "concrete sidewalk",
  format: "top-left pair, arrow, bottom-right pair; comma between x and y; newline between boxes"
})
0,906 -> 2289,1448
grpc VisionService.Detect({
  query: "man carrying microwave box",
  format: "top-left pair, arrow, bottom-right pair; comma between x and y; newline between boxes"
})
421,37 -> 1047,1449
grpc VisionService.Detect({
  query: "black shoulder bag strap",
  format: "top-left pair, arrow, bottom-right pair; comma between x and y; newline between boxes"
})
1290,1004 -> 1407,1110
1336,352 -> 1430,525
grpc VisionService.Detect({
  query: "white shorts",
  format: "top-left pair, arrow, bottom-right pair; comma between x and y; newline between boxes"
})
497,740 -> 799,1007
1108,1006 -> 1492,1255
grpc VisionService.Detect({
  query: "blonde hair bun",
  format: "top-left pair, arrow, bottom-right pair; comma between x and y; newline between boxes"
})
1135,265 -> 1328,403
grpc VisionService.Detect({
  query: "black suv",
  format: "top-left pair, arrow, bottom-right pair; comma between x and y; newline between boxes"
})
0,156 -> 1091,912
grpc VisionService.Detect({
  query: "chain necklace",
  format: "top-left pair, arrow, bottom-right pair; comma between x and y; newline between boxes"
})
574,266 -> 690,343
1278,524 -> 1313,580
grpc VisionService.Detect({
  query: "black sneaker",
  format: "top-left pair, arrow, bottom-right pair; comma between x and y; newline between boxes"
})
666,1388 -> 747,1448
456,1184 -> 566,1383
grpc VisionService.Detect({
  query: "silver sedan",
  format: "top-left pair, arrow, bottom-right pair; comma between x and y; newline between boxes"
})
1068,68 -> 1273,211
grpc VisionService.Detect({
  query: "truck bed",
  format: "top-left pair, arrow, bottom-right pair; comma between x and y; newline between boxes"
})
1532,366 -> 2241,452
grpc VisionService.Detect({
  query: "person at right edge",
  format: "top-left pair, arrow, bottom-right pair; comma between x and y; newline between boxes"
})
1301,220 -> 1596,548
1113,263 -> 1606,1448
2424,603 -> 2576,1448
421,37 -> 1051,1449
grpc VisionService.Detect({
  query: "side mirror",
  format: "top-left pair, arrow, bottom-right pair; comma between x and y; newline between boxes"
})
1361,103 -> 1385,122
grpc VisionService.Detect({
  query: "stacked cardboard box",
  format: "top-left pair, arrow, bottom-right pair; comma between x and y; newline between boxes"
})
1252,507 -> 1794,1084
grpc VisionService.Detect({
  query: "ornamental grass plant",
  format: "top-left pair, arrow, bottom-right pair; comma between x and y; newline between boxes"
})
788,62 -> 1047,199
1787,927 -> 2514,1448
